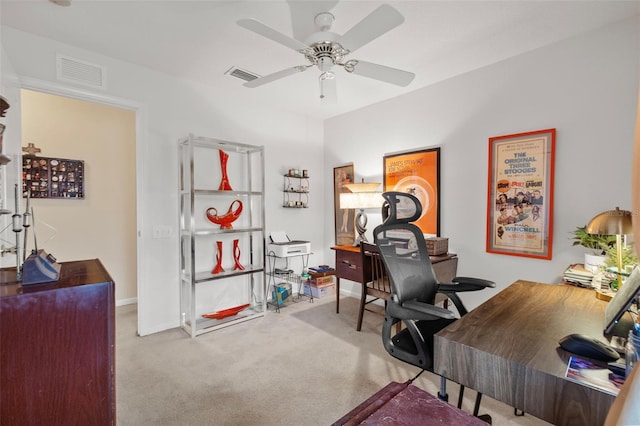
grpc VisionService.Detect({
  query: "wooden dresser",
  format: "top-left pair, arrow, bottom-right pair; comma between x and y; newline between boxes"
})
0,259 -> 116,425
331,245 -> 458,313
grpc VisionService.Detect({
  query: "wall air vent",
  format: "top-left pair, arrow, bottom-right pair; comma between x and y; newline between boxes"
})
56,54 -> 107,90
225,67 -> 260,82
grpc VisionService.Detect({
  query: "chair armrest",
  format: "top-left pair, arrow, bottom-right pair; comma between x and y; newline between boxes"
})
402,300 -> 456,320
439,277 -> 495,292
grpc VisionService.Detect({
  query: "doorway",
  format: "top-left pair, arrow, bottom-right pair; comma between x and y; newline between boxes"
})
20,89 -> 138,303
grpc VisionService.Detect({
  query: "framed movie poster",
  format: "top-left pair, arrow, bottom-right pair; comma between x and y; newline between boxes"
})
334,163 -> 355,246
486,128 -> 556,259
383,147 -> 440,236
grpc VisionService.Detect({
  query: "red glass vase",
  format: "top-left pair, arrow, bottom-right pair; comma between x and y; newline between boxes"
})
218,149 -> 232,191
232,239 -> 245,271
205,200 -> 243,230
212,241 -> 224,274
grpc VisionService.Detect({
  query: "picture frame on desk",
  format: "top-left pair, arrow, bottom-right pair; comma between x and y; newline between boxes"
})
383,147 -> 441,236
333,163 -> 356,246
485,128 -> 555,260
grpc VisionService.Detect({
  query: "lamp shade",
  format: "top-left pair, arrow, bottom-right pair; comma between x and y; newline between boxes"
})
586,207 -> 633,236
340,192 -> 384,210
343,182 -> 381,193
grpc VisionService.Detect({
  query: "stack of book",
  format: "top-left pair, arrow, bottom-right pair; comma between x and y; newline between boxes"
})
563,263 -> 615,290
563,264 -> 594,287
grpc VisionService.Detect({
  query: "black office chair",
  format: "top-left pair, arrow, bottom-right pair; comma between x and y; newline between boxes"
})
373,191 -> 495,421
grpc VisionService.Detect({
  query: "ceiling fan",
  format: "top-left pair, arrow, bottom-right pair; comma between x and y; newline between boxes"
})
237,4 -> 415,100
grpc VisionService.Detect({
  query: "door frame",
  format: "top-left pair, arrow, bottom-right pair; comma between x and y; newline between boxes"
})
7,75 -> 147,333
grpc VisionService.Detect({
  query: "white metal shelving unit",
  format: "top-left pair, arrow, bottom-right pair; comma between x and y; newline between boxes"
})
179,134 -> 266,337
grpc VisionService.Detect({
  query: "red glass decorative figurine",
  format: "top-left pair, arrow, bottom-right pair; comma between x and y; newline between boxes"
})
206,200 -> 243,229
212,241 -> 224,274
218,149 -> 232,191
202,304 -> 250,320
232,239 -> 244,271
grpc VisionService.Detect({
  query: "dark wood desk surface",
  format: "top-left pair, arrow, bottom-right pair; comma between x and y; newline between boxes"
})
0,258 -> 114,295
434,280 -> 616,426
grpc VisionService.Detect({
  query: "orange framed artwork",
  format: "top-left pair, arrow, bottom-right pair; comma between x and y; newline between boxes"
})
486,128 -> 556,259
383,148 -> 440,236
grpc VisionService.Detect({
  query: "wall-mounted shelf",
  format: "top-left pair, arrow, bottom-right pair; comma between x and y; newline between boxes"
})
283,174 -> 309,208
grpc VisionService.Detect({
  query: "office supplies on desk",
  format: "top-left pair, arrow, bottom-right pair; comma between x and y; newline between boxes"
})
558,267 -> 640,363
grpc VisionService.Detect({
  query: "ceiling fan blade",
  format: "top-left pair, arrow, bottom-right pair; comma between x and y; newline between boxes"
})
337,4 -> 404,53
244,65 -> 311,88
237,18 -> 309,52
348,60 -> 415,87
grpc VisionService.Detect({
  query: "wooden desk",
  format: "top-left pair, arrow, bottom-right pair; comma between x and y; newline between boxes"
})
331,245 -> 458,314
434,280 -> 616,426
0,259 -> 116,425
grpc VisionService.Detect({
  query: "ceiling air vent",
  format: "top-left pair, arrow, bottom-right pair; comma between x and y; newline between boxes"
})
56,54 -> 107,90
225,67 -> 260,82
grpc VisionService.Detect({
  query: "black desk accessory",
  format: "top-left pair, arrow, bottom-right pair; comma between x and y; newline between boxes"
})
607,360 -> 627,377
604,266 -> 640,334
559,333 -> 620,362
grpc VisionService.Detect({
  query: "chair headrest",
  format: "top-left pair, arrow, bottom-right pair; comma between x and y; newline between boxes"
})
381,192 -> 422,225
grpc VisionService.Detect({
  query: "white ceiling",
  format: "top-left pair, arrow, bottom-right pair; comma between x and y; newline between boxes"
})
2,0 -> 639,120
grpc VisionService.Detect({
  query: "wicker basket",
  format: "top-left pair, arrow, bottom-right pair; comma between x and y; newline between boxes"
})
426,237 -> 448,255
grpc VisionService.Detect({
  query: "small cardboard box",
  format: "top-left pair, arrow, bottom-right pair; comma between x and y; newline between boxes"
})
426,237 -> 448,255
303,282 -> 336,299
309,268 -> 336,279
308,275 -> 334,286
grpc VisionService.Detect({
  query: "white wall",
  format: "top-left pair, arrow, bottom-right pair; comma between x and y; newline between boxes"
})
324,17 -> 640,309
1,26 -> 327,335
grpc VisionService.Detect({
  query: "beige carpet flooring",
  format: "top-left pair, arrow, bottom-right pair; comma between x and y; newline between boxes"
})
116,295 -> 549,425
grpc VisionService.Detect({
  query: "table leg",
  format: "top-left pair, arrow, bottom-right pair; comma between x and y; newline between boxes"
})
336,277 -> 340,313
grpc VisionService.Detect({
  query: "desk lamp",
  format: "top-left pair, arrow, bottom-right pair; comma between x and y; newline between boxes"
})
587,207 -> 633,289
340,181 -> 383,246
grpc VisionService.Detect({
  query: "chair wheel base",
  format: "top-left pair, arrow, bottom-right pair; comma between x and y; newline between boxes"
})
437,392 -> 448,402
477,414 -> 492,424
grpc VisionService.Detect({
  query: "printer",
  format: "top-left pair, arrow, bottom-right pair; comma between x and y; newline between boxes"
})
268,231 -> 311,257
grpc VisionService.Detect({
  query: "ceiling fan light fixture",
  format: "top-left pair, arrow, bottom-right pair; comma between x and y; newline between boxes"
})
320,71 -> 335,81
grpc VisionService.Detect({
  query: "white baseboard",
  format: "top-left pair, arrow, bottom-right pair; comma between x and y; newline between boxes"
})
116,297 -> 137,307
339,288 -> 360,299
138,320 -> 181,337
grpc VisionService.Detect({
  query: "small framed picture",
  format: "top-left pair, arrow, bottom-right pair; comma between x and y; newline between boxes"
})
22,155 -> 84,199
333,163 -> 355,246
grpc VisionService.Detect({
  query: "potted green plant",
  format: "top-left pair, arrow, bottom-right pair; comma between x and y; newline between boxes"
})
571,226 -> 615,272
603,244 -> 639,273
